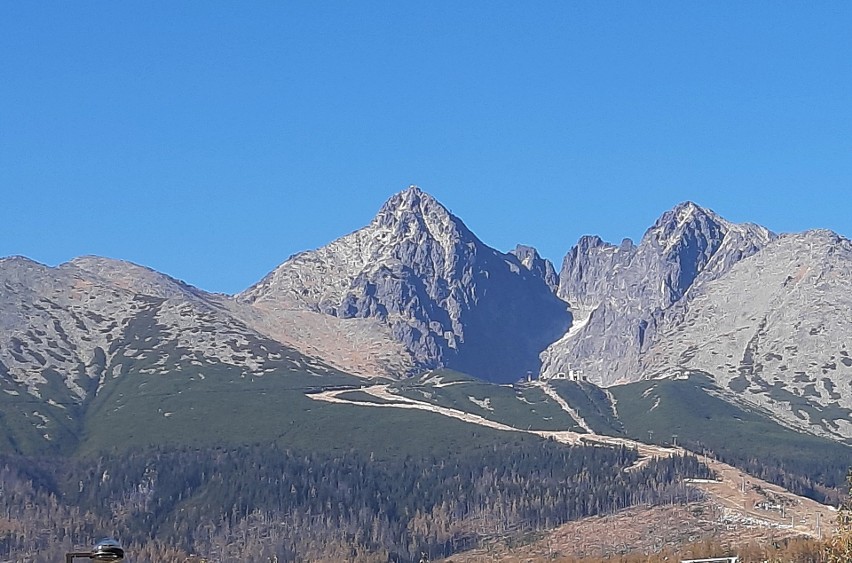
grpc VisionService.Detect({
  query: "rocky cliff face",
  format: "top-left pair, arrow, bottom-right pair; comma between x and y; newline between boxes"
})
0,187 -> 571,394
239,186 -> 572,382
540,202 -> 775,385
510,245 -> 559,292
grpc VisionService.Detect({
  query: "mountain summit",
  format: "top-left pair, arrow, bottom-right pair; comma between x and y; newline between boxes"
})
239,186 -> 571,382
541,201 -> 775,385
639,228 -> 852,440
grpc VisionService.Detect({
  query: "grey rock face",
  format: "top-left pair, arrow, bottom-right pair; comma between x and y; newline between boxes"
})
0,256 -> 326,403
239,186 -> 572,382
640,229 -> 852,440
541,202 -> 775,385
510,245 -> 559,292
68,256 -> 215,302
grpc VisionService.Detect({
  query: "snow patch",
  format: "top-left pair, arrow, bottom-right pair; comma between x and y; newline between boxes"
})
31,411 -> 50,429
468,396 -> 492,411
433,380 -> 465,388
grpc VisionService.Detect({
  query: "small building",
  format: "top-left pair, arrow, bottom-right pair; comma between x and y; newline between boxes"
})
554,368 -> 587,382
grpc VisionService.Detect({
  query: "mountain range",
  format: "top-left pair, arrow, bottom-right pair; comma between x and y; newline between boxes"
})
1,185 -> 851,456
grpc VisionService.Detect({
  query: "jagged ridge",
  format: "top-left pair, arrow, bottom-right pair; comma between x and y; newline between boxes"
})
239,186 -> 572,382
541,201 -> 775,385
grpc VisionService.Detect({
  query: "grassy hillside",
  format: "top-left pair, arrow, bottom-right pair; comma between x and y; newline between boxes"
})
0,344 -> 544,461
548,380 -> 624,435
80,363 -> 540,460
391,370 -> 587,432
610,372 -> 852,492
2,349 -> 849,498
0,368 -> 81,455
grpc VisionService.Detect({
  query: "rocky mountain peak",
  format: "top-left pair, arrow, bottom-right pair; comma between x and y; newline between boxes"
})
795,228 -> 847,245
238,186 -> 571,382
510,245 -> 559,292
378,185 -> 433,214
0,255 -> 54,277
576,235 -> 612,251
66,256 -> 210,301
0,256 -> 79,296
370,185 -> 474,256
645,201 -> 774,254
0,255 -> 42,267
238,186 -> 476,311
543,201 -> 776,384
639,227 -> 852,440
643,201 -> 724,252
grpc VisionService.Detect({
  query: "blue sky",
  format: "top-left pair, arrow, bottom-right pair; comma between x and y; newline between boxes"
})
2,3 -> 850,294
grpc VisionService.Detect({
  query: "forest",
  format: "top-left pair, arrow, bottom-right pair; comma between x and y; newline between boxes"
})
0,440 -> 712,562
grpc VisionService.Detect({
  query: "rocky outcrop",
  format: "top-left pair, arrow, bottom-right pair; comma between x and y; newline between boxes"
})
510,245 -> 559,292
540,202 -> 775,385
239,186 -> 572,382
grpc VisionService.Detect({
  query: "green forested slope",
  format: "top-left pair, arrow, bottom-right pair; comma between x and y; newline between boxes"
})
0,442 -> 710,562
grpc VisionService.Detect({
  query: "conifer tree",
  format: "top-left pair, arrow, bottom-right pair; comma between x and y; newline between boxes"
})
825,468 -> 852,562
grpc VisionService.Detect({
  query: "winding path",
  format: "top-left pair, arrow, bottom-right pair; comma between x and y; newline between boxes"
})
308,384 -> 836,539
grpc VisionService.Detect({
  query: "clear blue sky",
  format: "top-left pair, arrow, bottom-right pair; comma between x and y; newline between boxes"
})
2,3 -> 850,294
